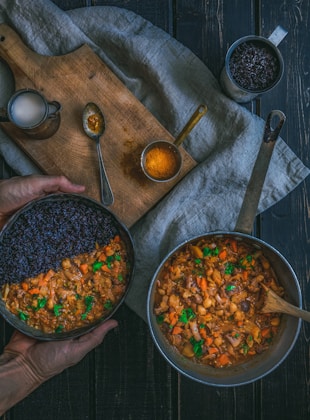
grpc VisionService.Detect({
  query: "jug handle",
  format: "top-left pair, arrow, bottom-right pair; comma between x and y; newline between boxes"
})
47,101 -> 62,118
268,25 -> 288,47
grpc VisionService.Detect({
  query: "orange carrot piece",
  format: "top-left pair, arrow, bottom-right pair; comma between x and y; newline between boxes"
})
200,277 -> 208,291
171,326 -> 183,335
204,336 -> 213,346
230,239 -> 238,253
29,288 -> 40,295
98,253 -> 107,262
208,347 -> 219,355
217,353 -> 231,366
261,327 -> 271,338
79,263 -> 88,274
104,246 -> 114,256
169,312 -> 178,326
218,249 -> 227,260
199,328 -> 208,340
101,264 -> 111,273
242,270 -> 249,281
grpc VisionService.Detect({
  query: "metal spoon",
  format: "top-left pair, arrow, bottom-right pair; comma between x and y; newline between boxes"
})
82,102 -> 114,206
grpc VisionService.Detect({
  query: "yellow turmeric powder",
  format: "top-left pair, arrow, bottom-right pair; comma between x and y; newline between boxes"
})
144,146 -> 179,180
87,113 -> 103,134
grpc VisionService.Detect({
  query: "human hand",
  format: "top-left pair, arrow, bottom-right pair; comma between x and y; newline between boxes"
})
0,174 -> 85,228
2,319 -> 118,379
0,320 -> 118,415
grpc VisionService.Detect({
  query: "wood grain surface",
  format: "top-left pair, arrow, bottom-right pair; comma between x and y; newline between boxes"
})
0,23 -> 196,227
1,1 -> 309,420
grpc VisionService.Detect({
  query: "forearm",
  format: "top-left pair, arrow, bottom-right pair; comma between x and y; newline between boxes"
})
0,353 -> 44,416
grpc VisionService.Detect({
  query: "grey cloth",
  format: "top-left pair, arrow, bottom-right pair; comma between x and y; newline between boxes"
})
0,0 -> 309,321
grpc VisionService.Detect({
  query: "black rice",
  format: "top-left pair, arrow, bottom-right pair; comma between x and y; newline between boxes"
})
229,41 -> 279,91
0,196 -> 118,285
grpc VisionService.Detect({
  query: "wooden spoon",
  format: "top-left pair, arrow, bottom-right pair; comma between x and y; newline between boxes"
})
261,285 -> 310,322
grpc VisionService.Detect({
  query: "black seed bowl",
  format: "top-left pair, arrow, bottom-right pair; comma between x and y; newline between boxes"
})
229,40 -> 280,91
0,193 -> 135,340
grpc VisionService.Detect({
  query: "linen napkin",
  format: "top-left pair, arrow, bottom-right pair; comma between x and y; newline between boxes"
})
0,0 -> 309,322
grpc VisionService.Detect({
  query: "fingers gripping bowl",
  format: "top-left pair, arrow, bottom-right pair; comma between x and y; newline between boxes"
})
0,194 -> 135,340
147,232 -> 301,387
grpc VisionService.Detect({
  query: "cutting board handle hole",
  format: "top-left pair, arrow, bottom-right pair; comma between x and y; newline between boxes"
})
0,35 -> 5,42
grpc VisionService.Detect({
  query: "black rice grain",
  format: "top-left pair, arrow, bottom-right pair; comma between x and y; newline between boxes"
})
0,196 -> 118,285
229,41 -> 279,91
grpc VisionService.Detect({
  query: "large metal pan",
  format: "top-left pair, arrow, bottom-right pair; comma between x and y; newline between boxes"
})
0,193 -> 135,340
147,110 -> 302,386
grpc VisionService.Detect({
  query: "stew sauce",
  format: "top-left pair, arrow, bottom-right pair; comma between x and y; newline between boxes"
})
2,235 -> 129,333
153,237 -> 283,368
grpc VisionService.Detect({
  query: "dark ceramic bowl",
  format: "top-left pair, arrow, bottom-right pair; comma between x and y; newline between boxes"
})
0,193 -> 134,340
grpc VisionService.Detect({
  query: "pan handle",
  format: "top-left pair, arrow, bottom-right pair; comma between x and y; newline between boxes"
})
234,110 -> 286,234
263,110 -> 286,143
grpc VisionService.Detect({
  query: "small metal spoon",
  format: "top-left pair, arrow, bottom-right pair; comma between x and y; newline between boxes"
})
82,102 -> 114,206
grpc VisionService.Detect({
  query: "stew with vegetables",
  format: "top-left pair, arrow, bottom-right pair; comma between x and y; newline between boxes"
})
153,236 -> 283,368
1,235 -> 129,333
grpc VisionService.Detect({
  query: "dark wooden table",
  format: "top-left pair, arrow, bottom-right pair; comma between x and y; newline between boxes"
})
1,1 -> 309,419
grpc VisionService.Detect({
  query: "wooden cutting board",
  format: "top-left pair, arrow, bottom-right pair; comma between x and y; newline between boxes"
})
0,24 -> 197,227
